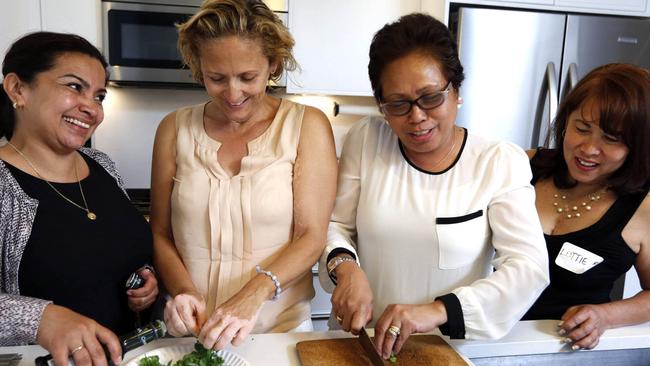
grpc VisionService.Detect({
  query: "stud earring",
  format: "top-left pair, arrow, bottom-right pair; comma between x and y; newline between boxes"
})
12,102 -> 17,109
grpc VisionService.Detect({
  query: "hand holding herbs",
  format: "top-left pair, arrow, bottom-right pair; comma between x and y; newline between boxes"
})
138,342 -> 225,366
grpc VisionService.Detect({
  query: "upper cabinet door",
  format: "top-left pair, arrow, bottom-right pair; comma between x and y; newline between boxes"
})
287,0 -> 422,96
0,0 -> 101,60
556,0 -> 647,13
0,0 -> 41,60
40,0 -> 101,47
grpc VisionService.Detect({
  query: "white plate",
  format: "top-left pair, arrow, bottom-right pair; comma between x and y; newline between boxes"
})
124,344 -> 249,366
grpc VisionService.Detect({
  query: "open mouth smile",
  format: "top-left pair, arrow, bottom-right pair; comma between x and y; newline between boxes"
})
63,116 -> 90,129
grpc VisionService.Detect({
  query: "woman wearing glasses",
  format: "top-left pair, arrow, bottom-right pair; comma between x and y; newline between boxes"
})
319,13 -> 549,359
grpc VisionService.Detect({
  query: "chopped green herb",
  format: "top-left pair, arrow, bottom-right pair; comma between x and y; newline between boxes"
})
138,342 -> 224,366
388,353 -> 398,363
137,355 -> 170,366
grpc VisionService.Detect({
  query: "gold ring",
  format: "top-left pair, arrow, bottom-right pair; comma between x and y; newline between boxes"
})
336,315 -> 343,323
387,325 -> 401,337
70,345 -> 84,355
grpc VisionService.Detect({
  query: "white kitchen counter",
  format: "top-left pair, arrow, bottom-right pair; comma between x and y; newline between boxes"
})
2,320 -> 650,365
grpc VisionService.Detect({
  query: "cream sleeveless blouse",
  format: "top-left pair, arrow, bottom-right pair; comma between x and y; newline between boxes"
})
171,99 -> 314,333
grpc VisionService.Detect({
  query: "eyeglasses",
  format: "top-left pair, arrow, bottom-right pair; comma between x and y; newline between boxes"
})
380,81 -> 452,117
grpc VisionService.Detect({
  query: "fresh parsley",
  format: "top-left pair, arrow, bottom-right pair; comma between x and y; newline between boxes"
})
138,342 -> 225,366
389,353 -> 398,363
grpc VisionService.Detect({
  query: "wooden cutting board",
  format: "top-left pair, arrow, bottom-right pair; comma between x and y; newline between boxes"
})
296,334 -> 469,366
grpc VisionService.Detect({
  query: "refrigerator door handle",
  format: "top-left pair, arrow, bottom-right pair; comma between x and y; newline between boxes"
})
532,62 -> 559,148
567,63 -> 579,91
560,62 -> 579,103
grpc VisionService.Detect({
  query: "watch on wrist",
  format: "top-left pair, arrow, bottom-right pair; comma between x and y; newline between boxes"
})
327,255 -> 357,281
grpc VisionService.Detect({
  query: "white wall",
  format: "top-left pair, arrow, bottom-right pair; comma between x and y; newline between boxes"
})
95,87 -> 376,188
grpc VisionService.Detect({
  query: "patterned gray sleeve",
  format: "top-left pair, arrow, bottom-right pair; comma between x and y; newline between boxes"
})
80,147 -> 129,198
0,294 -> 51,346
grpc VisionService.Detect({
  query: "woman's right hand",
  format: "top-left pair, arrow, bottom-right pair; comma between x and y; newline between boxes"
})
330,262 -> 373,335
36,304 -> 121,366
163,291 -> 207,337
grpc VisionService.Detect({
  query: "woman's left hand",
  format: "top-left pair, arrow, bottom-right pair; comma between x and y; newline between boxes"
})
558,304 -> 611,350
127,268 -> 159,312
197,290 -> 264,350
373,301 -> 447,359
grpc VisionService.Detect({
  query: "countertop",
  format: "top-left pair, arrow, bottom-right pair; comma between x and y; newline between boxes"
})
3,320 -> 650,365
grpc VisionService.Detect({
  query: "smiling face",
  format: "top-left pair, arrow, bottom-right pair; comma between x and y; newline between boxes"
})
379,51 -> 460,164
563,99 -> 629,188
17,52 -> 107,151
199,36 -> 274,124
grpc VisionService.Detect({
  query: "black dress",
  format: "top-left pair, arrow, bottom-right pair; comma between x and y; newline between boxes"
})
523,154 -> 646,320
6,152 -> 152,335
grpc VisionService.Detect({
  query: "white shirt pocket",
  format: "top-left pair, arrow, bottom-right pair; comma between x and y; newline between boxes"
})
435,210 -> 489,269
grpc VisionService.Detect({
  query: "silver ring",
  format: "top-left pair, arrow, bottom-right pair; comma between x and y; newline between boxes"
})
387,325 -> 401,337
70,345 -> 84,355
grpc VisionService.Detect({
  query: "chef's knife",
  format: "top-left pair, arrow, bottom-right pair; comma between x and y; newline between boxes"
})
358,327 -> 385,366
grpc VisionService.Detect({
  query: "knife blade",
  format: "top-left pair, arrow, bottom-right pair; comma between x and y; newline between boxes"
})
358,327 -> 385,366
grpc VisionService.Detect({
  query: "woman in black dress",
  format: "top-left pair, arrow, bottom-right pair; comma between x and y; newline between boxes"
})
0,32 -> 158,365
524,63 -> 650,350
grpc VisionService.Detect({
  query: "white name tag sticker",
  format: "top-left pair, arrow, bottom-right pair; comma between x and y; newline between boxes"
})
555,242 -> 603,274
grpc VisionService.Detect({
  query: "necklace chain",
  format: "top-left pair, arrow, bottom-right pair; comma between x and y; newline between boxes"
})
552,189 -> 604,220
430,128 -> 459,170
7,142 -> 96,220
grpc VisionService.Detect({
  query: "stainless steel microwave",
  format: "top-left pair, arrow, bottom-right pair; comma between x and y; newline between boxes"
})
102,0 -> 201,86
101,0 -> 288,87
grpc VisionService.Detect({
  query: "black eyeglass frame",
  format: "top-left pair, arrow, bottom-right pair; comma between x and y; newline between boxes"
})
379,81 -> 453,117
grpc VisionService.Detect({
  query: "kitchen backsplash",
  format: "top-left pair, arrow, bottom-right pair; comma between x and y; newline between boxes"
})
94,87 -> 377,188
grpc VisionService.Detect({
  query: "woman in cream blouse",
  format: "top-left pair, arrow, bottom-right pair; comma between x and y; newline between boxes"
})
150,0 -> 337,350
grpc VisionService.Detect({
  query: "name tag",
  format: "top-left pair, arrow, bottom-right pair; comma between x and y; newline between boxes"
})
555,242 -> 603,274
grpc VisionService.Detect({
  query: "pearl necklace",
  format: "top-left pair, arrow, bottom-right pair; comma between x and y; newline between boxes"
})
553,190 -> 604,219
7,142 -> 97,221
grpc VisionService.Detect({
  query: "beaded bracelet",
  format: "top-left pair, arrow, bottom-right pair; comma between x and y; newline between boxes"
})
256,265 -> 282,301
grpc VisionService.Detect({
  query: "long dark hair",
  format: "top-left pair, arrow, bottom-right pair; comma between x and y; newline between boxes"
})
368,13 -> 464,103
533,63 -> 650,195
1,31 -> 108,139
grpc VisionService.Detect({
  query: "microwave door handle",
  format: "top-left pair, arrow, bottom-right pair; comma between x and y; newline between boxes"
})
532,62 -> 559,148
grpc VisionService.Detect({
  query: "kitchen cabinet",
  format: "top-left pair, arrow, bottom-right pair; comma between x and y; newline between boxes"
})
287,0 -> 441,96
448,0 -> 649,16
40,0 -> 101,47
556,0 -> 647,13
0,1 -> 41,60
0,0 -> 100,60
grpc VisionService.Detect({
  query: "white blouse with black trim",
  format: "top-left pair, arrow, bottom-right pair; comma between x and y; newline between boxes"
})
319,117 -> 549,340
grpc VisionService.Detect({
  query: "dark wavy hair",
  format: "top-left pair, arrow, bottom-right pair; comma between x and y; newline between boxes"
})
1,31 -> 108,139
368,13 -> 464,103
532,63 -> 650,195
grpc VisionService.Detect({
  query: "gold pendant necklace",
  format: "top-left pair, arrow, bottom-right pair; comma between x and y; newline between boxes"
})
7,142 -> 97,221
552,189 -> 604,219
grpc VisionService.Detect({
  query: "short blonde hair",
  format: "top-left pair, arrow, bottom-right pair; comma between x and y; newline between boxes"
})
178,0 -> 296,84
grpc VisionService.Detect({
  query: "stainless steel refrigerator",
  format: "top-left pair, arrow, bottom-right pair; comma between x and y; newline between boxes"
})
450,6 -> 650,149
